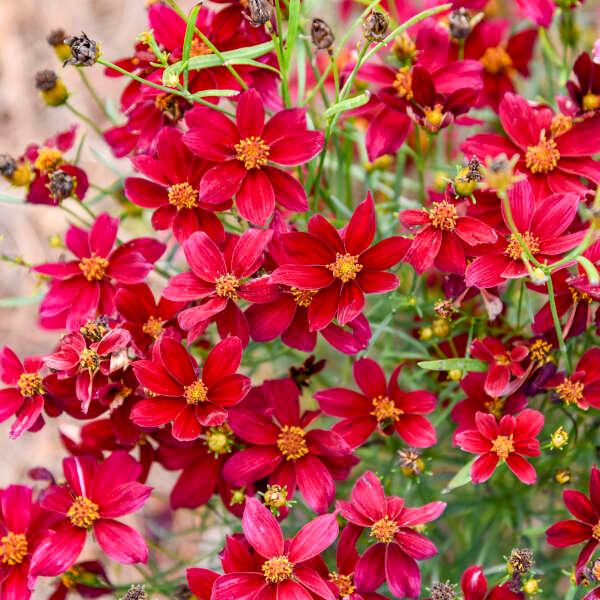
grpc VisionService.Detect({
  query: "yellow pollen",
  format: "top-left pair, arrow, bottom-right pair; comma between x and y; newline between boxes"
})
60,566 -> 82,590
491,434 -> 514,460
550,114 -> 573,137
480,45 -> 513,74
525,132 -> 560,174
370,395 -> 403,422
263,484 -> 289,509
593,523 -> 600,541
189,38 -> 212,57
205,425 -> 234,456
327,253 -> 363,283
78,254 -> 109,282
484,397 -> 505,419
17,372 -> 44,397
570,287 -> 592,304
583,93 -> 600,112
67,496 -> 100,528
556,378 -> 584,405
235,136 -> 270,170
530,339 -> 553,364
495,353 -> 511,366
393,67 -> 413,99
80,320 -> 108,342
215,274 -> 241,300
551,426 -> 569,450
428,200 -> 458,230
329,572 -> 356,598
79,348 -> 99,371
262,555 -> 294,583
277,425 -> 309,460
184,379 -> 208,405
504,231 -> 541,261
142,316 -> 164,339
370,516 -> 399,544
0,532 -> 28,565
291,287 -> 317,307
423,104 -> 445,131
34,147 -> 63,172
168,182 -> 198,210
154,93 -> 184,122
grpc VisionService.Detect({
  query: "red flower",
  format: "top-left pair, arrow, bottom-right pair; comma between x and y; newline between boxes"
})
272,194 -> 410,330
183,88 -> 324,225
400,196 -> 497,275
515,0 -> 555,27
30,452 -> 151,577
456,409 -> 544,485
316,358 -> 437,449
0,347 -> 46,439
563,52 -> 600,117
461,565 -> 522,599
463,92 -> 600,198
337,471 -> 446,599
162,229 -> 275,345
546,465 -> 600,578
34,213 -> 165,329
131,336 -> 250,440
223,378 -> 357,514
46,561 -> 113,599
210,497 -> 339,600
124,127 -> 227,243
465,179 -> 585,289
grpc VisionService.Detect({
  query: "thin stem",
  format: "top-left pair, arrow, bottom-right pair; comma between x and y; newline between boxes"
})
546,273 -> 569,370
64,101 -> 103,136
77,68 -> 116,123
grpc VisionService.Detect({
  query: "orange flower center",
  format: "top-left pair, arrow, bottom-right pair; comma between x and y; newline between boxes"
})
504,231 -> 541,261
17,372 -> 44,397
277,425 -> 309,460
79,348 -> 99,371
484,397 -> 505,419
525,132 -> 560,174
155,93 -> 184,122
423,104 -> 445,131
428,200 -> 458,230
0,532 -> 28,565
215,274 -> 241,300
370,516 -> 399,543
393,67 -> 413,99
593,523 -> 600,541
329,572 -> 356,598
184,379 -> 208,405
168,182 -> 198,210
556,377 -> 584,405
291,287 -> 317,307
79,254 -> 109,282
570,287 -> 592,304
34,147 -> 63,172
262,555 -> 294,583
530,339 -> 553,364
263,484 -> 289,509
189,38 -> 212,57
235,136 -> 270,170
205,425 -> 234,456
583,93 -> 600,112
67,496 -> 100,528
327,253 -> 363,283
550,114 -> 573,137
491,434 -> 514,460
371,395 -> 403,422
480,46 -> 513,74
142,316 -> 164,339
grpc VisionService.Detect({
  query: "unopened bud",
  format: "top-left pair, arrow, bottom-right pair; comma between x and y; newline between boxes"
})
448,8 -> 472,40
362,10 -> 389,43
555,468 -> 571,484
310,18 -> 335,52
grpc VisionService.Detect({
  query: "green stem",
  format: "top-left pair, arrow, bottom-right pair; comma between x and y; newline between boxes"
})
77,68 -> 116,123
64,101 -> 103,136
546,274 -> 569,370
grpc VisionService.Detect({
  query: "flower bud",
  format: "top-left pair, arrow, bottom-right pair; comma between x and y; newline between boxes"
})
550,426 -> 569,450
0,155 -> 31,187
555,468 -> 571,484
448,8 -> 472,40
47,29 -> 71,62
246,0 -> 274,27
0,154 -> 17,179
523,577 -> 541,595
122,585 -> 148,600
392,33 -> 417,62
35,70 -> 69,106
432,318 -> 450,338
64,32 -> 100,67
398,448 -> 425,477
507,548 -> 534,575
529,268 -> 547,285
447,369 -> 463,381
310,18 -> 335,52
362,10 -> 389,43
453,158 -> 482,196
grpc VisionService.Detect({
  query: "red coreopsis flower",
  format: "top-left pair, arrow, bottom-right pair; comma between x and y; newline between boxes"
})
34,213 -> 165,329
456,409 -> 544,485
223,378 -> 357,514
46,561 -> 113,599
562,52 -> 600,117
124,127 -> 228,243
0,347 -> 46,439
316,358 -> 437,449
272,194 -> 410,331
29,452 -> 152,578
463,92 -> 600,198
465,180 -> 585,289
337,471 -> 446,599
546,465 -> 600,578
515,0 -> 556,27
131,336 -> 251,440
210,497 -> 339,600
460,565 -> 522,599
183,88 -> 324,225
162,229 -> 275,344
400,195 -> 497,275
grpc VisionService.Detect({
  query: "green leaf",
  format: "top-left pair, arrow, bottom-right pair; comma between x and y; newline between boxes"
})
284,0 -> 301,69
324,92 -> 371,119
443,459 -> 475,494
577,255 -> 600,285
188,89 -> 239,101
0,292 -> 44,308
181,4 -> 201,90
417,358 -> 488,372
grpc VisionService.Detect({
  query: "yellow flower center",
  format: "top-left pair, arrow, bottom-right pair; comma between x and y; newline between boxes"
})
504,231 -> 541,261
79,254 -> 109,282
484,397 -> 505,419
214,274 -> 240,300
530,339 -> 553,364
184,379 -> 208,405
17,372 -> 44,397
491,434 -> 514,460
423,104 -> 445,131
80,320 -> 108,342
142,316 -> 164,339
370,516 -> 399,544
525,132 -> 560,174
79,348 -> 100,371
583,93 -> 600,112
205,425 -> 234,456
235,136 -> 270,170
0,532 -> 28,565
291,287 -> 317,307
67,496 -> 100,528
189,38 -> 212,57
428,200 -> 458,230
556,378 -> 584,405
34,147 -> 63,172
277,425 -> 309,460
329,572 -> 356,598
154,93 -> 184,122
570,287 -> 592,304
168,182 -> 198,210
262,555 -> 294,583
327,253 -> 363,283
370,395 -> 403,422
593,522 -> 600,541
550,114 -> 573,137
480,45 -> 513,74
263,484 -> 289,509
392,67 -> 413,99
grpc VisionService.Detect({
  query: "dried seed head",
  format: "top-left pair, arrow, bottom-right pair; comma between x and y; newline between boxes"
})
245,0 -> 274,27
310,18 -> 335,51
35,70 -> 58,91
47,29 -> 67,47
397,448 -> 425,477
363,10 -> 389,43
36,70 -> 69,105
64,32 -> 100,67
430,582 -> 458,600
47,170 -> 75,201
508,548 -> 535,575
0,154 -> 17,179
122,585 -> 148,600
173,584 -> 193,600
448,8 -> 472,40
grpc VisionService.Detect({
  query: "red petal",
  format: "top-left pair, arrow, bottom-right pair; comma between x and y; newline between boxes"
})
296,455 -> 335,514
564,490 -> 597,524
505,454 -> 537,484
130,397 -> 183,427
232,228 -> 273,279
183,231 -> 227,281
132,361 -> 182,396
29,522 -> 86,576
157,336 -> 197,386
203,336 -> 243,386
546,519 -> 592,547
236,169 -> 275,226
360,237 -> 410,269
242,497 -> 283,557
289,512 -> 339,562
385,544 -> 421,599
236,89 -> 265,138
395,415 -> 437,448
350,471 -> 386,522
94,519 -> 148,564
471,452 -> 499,483
344,193 -> 376,255
269,131 -> 324,166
